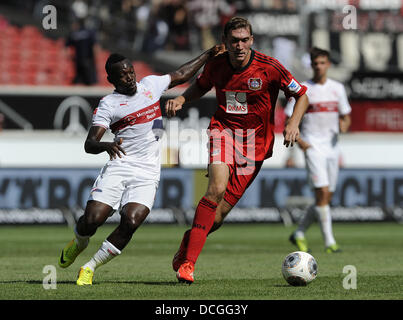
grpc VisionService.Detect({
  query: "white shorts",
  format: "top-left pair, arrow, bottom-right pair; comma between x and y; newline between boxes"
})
304,145 -> 339,192
88,163 -> 159,211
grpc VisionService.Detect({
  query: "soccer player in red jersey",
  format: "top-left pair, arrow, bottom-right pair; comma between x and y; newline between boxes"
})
165,17 -> 309,284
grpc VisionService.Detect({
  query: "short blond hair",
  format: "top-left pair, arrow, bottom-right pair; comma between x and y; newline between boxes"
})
223,16 -> 253,38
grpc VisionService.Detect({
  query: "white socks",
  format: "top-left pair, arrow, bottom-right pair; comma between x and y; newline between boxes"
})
295,205 -> 317,238
315,205 -> 336,247
74,227 -> 122,272
296,204 -> 336,247
83,240 -> 121,272
74,226 -> 90,250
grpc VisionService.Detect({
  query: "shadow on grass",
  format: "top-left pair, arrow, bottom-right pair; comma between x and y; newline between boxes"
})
0,280 -> 180,286
0,279 -> 308,288
0,280 -> 76,285
100,280 -> 181,286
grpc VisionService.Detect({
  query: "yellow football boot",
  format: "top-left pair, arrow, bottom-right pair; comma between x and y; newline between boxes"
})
289,233 -> 311,253
76,267 -> 94,286
325,243 -> 342,253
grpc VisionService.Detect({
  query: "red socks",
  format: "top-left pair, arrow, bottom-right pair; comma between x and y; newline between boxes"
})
178,229 -> 190,255
185,197 -> 217,264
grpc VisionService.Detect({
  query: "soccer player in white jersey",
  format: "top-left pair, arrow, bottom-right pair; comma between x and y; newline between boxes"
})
284,47 -> 351,253
58,45 -> 224,285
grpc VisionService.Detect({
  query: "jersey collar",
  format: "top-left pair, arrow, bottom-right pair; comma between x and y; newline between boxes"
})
227,49 -> 255,74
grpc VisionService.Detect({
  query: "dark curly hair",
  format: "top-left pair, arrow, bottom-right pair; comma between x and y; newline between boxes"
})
105,53 -> 127,75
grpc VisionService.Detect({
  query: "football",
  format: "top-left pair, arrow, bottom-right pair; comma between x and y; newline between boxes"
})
282,251 -> 318,286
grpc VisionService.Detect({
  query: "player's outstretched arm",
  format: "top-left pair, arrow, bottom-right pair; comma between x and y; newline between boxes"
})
283,94 -> 309,147
84,126 -> 126,160
168,44 -> 225,89
165,82 -> 210,117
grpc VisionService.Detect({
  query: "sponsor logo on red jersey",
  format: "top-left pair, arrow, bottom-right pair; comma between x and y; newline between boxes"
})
225,91 -> 248,114
248,78 -> 262,90
227,104 -> 248,113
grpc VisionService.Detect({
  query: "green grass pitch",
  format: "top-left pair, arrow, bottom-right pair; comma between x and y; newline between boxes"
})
0,222 -> 402,300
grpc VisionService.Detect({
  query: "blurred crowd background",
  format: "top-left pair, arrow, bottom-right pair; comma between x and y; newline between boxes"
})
0,0 -> 402,132
1,0 -> 402,84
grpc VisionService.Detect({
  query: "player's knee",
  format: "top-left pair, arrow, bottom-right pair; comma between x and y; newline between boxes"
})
205,184 -> 226,203
82,212 -> 106,233
121,209 -> 148,233
214,211 -> 224,225
121,214 -> 138,233
316,188 -> 330,205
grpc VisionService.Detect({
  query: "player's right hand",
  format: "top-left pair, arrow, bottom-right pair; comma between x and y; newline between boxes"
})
283,121 -> 300,148
106,138 -> 126,160
165,97 -> 184,118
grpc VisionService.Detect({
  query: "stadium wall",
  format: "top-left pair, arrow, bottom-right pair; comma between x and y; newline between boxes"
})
1,130 -> 403,169
0,167 -> 402,225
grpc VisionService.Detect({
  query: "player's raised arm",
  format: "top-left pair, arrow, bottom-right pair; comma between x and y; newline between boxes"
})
283,94 -> 309,147
165,81 -> 211,117
168,44 -> 225,89
84,125 -> 126,160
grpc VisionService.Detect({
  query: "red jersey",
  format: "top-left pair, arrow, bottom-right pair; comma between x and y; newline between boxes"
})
196,49 -> 307,161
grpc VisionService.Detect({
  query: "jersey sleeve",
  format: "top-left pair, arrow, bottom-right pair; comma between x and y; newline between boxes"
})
92,99 -> 112,129
140,74 -> 171,98
273,58 -> 307,99
195,61 -> 214,91
336,83 -> 352,115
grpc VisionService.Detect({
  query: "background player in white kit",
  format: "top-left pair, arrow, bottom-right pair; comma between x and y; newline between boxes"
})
285,47 -> 351,253
58,46 -> 224,285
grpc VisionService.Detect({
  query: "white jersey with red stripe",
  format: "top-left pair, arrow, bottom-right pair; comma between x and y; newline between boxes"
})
92,74 -> 171,180
284,78 -> 351,147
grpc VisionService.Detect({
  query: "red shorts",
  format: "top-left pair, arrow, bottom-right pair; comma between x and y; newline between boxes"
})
208,132 -> 263,207
223,160 -> 263,207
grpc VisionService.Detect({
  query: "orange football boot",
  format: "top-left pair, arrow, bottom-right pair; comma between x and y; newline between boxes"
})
176,261 -> 194,284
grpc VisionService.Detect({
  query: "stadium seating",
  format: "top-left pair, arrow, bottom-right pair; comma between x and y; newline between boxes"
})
0,16 -> 157,86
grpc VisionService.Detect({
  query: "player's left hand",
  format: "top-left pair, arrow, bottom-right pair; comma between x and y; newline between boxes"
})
283,121 -> 300,147
339,117 -> 349,133
209,44 -> 226,58
165,96 -> 185,118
